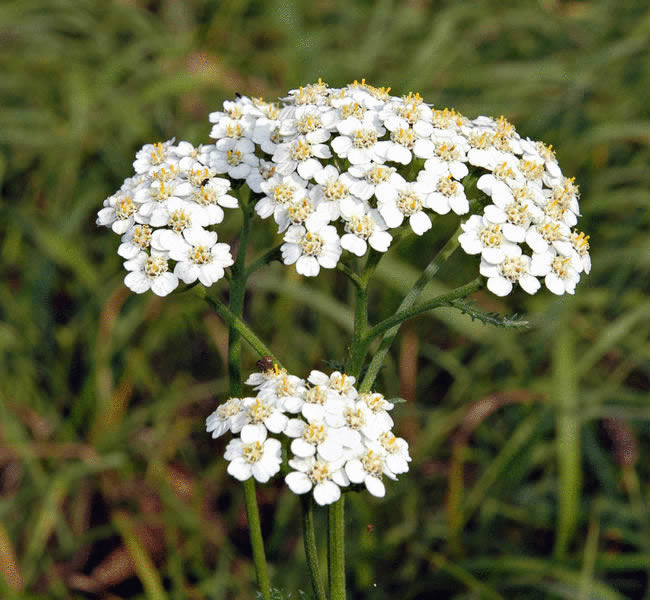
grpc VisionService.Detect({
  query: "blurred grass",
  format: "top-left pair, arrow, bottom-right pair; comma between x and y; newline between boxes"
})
1,0 -> 649,598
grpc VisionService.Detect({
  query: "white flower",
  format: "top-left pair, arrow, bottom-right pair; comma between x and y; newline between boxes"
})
285,455 -> 349,505
209,137 -> 259,179
257,372 -> 307,413
96,190 -> 140,235
530,250 -> 581,295
245,364 -> 292,392
123,251 -> 179,296
347,162 -> 400,203
421,135 -> 470,180
272,136 -> 331,179
133,140 -> 174,175
357,392 -> 394,434
417,170 -> 469,215
281,222 -> 342,277
278,104 -> 338,143
285,419 -> 353,461
340,207 -> 392,256
246,159 -> 278,194
376,174 -> 432,236
372,432 -> 411,475
300,384 -> 346,427
239,396 -> 289,443
311,165 -> 358,221
480,246 -> 541,296
206,398 -> 246,438
225,430 -> 282,483
134,175 -> 193,221
342,398 -> 388,442
542,178 -> 581,228
118,224 -> 153,259
568,230 -> 591,274
331,113 -> 387,165
148,196 -> 211,231
482,185 -> 545,243
519,138 -> 563,186
162,227 -> 233,287
525,218 -> 572,257
185,177 -> 239,225
477,158 -> 525,203
257,173 -> 308,221
459,214 -> 522,264
345,449 -> 394,498
308,370 -> 358,401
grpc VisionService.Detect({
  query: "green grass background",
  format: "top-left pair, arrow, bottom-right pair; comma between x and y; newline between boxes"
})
1,0 -> 649,598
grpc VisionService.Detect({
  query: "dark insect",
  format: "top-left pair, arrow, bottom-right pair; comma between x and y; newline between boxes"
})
235,92 -> 242,98
200,178 -> 210,187
256,356 -> 274,372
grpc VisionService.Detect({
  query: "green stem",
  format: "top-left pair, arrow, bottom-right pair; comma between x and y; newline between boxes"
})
328,497 -> 346,600
301,496 -> 327,600
243,478 -> 272,599
245,244 -> 283,279
363,277 -> 483,345
346,249 -> 385,378
227,191 -> 271,600
358,227 -> 463,393
194,288 -> 281,367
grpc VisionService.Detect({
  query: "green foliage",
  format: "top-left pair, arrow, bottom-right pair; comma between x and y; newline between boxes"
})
448,300 -> 530,329
1,0 -> 649,599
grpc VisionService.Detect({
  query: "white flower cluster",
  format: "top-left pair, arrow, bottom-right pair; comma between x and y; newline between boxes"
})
206,364 -> 411,505
98,79 -> 590,296
96,141 -> 236,295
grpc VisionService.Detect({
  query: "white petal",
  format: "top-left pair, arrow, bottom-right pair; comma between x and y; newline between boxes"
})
227,459 -> 252,481
519,274 -> 541,295
409,212 -> 432,235
286,472 -> 312,494
487,275 -> 513,297
240,423 -> 267,444
124,272 -> 150,294
313,481 -> 341,505
292,438 -> 316,457
296,255 -> 320,277
341,234 -> 367,257
150,273 -> 178,296
365,476 -> 385,497
345,459 -> 366,484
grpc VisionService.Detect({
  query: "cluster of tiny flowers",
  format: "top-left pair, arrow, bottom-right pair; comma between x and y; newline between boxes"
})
205,364 -> 411,505
99,79 -> 590,296
96,141 -> 236,295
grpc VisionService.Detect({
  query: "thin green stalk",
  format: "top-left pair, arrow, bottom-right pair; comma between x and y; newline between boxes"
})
194,288 -> 280,366
328,497 -> 346,600
301,496 -> 327,600
228,199 -> 252,397
245,244 -> 283,279
363,277 -> 483,345
553,324 -> 581,560
227,192 -> 271,600
346,249 -> 385,378
243,479 -> 272,599
358,227 -> 463,393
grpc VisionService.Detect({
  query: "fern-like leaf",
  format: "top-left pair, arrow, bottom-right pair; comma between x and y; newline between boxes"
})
449,299 -> 530,328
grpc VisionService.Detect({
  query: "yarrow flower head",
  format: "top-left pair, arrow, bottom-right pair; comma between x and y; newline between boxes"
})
99,80 -> 589,296
205,364 -> 411,504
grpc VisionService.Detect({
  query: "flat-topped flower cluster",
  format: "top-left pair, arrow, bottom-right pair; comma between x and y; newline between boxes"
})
206,364 -> 411,505
97,79 -> 590,297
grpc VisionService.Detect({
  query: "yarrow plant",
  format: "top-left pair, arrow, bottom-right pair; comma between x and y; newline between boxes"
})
97,79 -> 590,600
